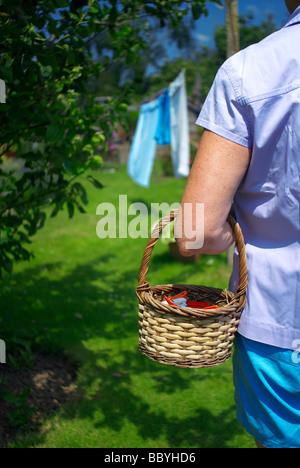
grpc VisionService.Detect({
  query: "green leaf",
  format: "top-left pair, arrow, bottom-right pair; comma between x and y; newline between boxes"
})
37,212 -> 46,230
89,155 -> 102,170
87,175 -> 104,189
50,198 -> 64,218
46,125 -> 65,143
40,65 -> 53,78
89,3 -> 100,14
0,390 -> 18,404
0,228 -> 10,245
67,201 -> 74,218
73,182 -> 89,205
75,200 -> 86,213
192,4 -> 203,20
2,256 -> 13,273
56,0 -> 69,6
62,158 -> 73,173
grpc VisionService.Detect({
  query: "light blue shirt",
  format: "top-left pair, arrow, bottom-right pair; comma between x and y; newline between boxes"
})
196,7 -> 300,350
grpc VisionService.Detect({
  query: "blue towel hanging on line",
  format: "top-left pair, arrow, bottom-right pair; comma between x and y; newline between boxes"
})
155,89 -> 171,146
127,89 -> 171,188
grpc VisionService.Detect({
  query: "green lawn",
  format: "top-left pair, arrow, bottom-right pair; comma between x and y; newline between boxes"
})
0,164 -> 255,448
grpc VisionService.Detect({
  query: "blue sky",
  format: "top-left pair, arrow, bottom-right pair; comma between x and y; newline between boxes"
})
194,0 -> 291,49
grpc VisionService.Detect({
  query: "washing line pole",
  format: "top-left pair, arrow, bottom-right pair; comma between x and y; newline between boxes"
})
225,0 -> 240,58
225,0 -> 240,265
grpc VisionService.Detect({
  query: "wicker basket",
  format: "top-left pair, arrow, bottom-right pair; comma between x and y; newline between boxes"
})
137,210 -> 247,368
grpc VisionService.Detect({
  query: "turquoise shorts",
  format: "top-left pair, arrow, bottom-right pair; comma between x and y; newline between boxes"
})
233,333 -> 300,448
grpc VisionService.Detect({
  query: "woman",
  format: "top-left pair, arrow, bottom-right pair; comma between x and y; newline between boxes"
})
175,0 -> 300,448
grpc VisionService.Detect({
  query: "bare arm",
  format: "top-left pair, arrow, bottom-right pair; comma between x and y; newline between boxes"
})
174,129 -> 251,255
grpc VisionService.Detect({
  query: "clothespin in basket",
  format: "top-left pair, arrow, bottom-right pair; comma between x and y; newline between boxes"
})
186,301 -> 220,309
170,290 -> 188,300
186,301 -> 210,308
163,295 -> 178,306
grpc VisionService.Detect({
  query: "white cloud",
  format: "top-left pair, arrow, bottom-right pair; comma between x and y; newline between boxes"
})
195,33 -> 210,44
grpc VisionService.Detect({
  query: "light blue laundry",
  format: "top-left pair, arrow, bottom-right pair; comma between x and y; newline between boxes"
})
127,90 -> 171,188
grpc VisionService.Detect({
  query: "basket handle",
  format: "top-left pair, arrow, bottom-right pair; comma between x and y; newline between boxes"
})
137,210 -> 247,306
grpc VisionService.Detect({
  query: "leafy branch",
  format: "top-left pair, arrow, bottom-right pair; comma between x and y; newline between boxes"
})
0,0 -> 221,275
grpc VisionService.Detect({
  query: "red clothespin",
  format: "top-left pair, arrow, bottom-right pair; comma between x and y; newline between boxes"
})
186,301 -> 211,308
170,290 -> 188,300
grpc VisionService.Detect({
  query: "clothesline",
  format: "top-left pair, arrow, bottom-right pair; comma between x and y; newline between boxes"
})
127,69 -> 190,188
142,85 -> 168,104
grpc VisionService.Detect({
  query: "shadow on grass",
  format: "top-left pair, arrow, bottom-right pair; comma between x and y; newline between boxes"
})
0,250 -> 242,448
63,347 -> 239,448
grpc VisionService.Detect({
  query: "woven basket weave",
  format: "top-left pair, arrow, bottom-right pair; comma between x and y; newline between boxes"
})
137,210 -> 247,368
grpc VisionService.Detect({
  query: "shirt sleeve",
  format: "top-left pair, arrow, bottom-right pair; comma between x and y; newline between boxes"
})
196,65 -> 252,148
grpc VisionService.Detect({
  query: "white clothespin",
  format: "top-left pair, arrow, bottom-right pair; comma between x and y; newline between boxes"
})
162,297 -> 187,307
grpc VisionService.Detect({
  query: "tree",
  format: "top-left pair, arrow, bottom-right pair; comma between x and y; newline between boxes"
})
0,0 -> 222,276
214,12 -> 277,64
134,11 -> 278,112
193,12 -> 278,103
88,2 -> 213,98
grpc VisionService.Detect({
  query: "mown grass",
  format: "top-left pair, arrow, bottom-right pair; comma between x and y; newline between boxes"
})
0,163 -> 255,448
